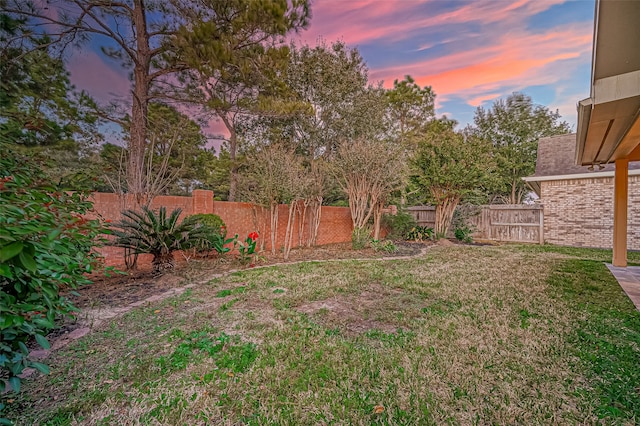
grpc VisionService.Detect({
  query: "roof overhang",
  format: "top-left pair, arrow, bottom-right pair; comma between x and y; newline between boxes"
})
575,0 -> 640,166
523,168 -> 640,197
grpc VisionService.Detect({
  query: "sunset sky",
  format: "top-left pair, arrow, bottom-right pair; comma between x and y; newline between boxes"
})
67,0 -> 595,140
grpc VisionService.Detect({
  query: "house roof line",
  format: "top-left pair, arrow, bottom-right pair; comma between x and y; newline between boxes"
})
523,168 -> 640,183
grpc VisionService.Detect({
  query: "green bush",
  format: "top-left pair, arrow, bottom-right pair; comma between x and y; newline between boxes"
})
406,226 -> 434,242
381,211 -> 417,240
184,214 -> 226,238
0,148 -> 106,397
183,214 -> 234,255
454,225 -> 473,243
111,207 -> 206,272
351,227 -> 370,250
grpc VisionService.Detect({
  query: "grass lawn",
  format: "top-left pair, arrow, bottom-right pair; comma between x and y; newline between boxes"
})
5,245 -> 640,425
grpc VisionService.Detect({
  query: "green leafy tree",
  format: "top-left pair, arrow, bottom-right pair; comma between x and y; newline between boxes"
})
199,146 -> 233,200
134,103 -> 208,195
1,11 -> 102,190
241,41 -> 386,210
469,92 -> 571,204
285,40 -> 386,157
0,47 -> 100,148
331,138 -> 407,243
0,146 -> 106,399
385,75 -> 436,146
411,120 -> 495,238
171,0 -> 310,201
98,104 -> 210,196
5,0 -> 180,194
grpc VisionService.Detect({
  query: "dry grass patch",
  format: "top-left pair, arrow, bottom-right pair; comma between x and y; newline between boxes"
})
5,245 -> 639,425
296,283 -> 416,335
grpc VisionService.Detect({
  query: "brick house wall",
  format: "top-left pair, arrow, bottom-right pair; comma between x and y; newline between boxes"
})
89,190 -> 355,266
540,176 -> 640,250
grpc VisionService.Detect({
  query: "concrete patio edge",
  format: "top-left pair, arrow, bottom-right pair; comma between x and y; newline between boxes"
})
606,263 -> 640,311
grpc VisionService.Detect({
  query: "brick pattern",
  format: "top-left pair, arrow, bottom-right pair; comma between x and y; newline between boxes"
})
88,191 -> 354,266
204,202 -> 353,253
541,176 -> 640,250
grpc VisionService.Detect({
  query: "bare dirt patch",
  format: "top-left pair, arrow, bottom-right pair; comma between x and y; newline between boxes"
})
69,270 -> 186,309
296,283 -> 406,334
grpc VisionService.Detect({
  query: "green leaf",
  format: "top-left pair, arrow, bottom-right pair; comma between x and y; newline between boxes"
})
18,251 -> 37,272
0,241 -> 23,262
0,416 -> 13,426
8,376 -> 20,393
0,263 -> 12,278
48,228 -> 63,241
30,362 -> 50,375
34,334 -> 50,349
32,317 -> 54,329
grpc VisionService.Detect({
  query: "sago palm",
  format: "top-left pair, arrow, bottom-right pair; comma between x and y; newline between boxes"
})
111,206 -> 205,272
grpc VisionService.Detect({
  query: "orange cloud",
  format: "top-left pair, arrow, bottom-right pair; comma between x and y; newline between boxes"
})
371,26 -> 593,107
467,93 -> 501,107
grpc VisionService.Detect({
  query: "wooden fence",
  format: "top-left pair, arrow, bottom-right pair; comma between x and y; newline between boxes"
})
407,204 -> 544,244
406,206 -> 436,228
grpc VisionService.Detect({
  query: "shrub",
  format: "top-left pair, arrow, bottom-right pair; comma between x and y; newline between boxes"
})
0,148 -> 106,397
406,226 -> 434,242
351,227 -> 370,250
111,207 -> 206,272
454,225 -> 474,243
183,214 -> 233,256
184,214 -> 226,238
381,210 -> 417,240
371,239 -> 398,253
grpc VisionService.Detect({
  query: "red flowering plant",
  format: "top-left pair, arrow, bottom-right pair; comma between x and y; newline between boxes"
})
236,231 -> 259,265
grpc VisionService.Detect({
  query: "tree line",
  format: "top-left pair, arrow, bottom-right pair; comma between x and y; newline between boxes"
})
1,0 -> 571,236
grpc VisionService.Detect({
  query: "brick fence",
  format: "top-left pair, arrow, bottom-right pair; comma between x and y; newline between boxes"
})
89,190 -> 354,266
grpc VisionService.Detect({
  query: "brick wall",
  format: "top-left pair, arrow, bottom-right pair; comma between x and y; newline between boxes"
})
212,202 -> 354,253
89,191 -> 354,266
540,176 -> 640,250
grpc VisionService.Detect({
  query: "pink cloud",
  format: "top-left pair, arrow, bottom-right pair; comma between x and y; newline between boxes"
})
371,26 -> 592,108
296,0 -> 566,47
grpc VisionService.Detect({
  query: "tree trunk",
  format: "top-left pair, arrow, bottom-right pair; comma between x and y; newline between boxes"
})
307,197 -> 322,247
373,201 -> 383,240
152,251 -> 174,273
221,114 -> 238,201
298,199 -> 308,247
434,196 -> 460,238
127,0 -> 151,197
269,201 -> 278,255
283,200 -> 298,260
